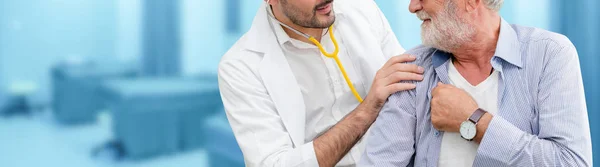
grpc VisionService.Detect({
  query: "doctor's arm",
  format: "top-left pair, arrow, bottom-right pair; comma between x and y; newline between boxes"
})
313,54 -> 423,167
219,55 -> 422,167
313,2 -> 424,165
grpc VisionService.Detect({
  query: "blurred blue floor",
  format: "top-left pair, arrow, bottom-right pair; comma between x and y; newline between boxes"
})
0,110 -> 210,167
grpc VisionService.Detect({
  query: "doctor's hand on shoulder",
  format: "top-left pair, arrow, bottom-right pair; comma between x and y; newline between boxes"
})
364,54 -> 424,111
312,54 -> 423,166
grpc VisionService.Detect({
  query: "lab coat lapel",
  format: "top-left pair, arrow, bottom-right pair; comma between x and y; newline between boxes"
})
336,14 -> 386,92
260,46 -> 306,148
246,3 -> 306,147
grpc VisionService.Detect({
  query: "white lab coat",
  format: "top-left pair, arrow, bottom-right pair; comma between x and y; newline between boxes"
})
218,0 -> 405,166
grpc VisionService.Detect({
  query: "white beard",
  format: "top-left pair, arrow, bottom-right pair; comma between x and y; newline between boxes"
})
417,1 -> 475,52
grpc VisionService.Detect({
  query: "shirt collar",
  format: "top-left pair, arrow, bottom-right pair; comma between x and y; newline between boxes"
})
268,10 -> 292,46
432,17 -> 522,68
494,18 -> 522,68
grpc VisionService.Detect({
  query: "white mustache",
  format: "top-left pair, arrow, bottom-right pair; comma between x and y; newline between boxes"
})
416,11 -> 431,21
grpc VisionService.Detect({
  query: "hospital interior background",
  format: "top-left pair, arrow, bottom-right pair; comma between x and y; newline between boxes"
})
0,0 -> 598,166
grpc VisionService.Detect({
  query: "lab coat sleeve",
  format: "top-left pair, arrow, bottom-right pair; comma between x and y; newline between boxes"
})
218,57 -> 319,167
370,0 -> 405,59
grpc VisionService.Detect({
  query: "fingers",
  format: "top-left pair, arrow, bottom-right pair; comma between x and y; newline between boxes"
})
383,71 -> 424,86
432,82 -> 455,96
386,83 -> 417,95
382,54 -> 417,69
379,63 -> 424,78
432,82 -> 444,96
369,54 -> 424,101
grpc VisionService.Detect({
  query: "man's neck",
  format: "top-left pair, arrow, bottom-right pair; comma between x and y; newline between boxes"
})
451,15 -> 501,86
271,6 -> 324,44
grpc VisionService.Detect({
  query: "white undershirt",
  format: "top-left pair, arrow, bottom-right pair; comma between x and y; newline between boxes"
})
270,15 -> 367,167
438,61 -> 499,167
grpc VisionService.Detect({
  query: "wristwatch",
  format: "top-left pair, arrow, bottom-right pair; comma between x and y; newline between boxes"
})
460,108 -> 487,141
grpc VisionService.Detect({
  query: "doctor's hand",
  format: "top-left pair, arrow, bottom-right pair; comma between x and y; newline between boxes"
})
365,54 -> 424,110
430,82 -> 478,132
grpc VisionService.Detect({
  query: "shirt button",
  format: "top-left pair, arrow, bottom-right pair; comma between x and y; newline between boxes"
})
434,131 -> 440,137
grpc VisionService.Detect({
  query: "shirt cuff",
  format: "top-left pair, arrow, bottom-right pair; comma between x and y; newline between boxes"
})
476,115 -> 523,164
293,141 -> 319,167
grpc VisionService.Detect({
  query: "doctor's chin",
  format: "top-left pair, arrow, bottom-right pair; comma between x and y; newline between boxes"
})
0,0 -> 597,167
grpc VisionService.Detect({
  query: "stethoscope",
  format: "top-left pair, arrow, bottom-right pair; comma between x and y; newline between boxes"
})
265,2 -> 364,103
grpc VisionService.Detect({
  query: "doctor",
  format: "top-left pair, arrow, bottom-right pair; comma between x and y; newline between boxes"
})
218,0 -> 423,166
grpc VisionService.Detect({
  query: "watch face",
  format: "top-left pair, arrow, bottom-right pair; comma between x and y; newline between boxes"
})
460,121 -> 477,140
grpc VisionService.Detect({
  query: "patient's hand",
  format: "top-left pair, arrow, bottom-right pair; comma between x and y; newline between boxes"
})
430,82 -> 478,132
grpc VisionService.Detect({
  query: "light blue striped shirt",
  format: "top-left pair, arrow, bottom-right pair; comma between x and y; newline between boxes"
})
360,18 -> 593,166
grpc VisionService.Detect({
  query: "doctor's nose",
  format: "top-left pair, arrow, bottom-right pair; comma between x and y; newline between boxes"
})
409,0 -> 423,13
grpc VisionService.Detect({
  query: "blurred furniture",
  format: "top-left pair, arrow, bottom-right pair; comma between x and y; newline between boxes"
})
0,95 -> 29,117
203,111 -> 244,167
0,91 -> 6,115
51,60 -> 139,124
0,91 -> 28,116
0,82 -> 37,117
102,77 -> 221,160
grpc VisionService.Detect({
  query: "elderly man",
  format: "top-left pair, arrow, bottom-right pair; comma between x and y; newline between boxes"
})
360,0 -> 593,166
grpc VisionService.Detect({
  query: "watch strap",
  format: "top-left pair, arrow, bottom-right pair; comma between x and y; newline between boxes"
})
468,108 -> 487,124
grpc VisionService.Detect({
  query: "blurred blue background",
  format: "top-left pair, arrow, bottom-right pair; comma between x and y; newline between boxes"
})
0,0 -> 596,166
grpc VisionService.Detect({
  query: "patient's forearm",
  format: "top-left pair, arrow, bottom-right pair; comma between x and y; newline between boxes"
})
313,99 -> 381,167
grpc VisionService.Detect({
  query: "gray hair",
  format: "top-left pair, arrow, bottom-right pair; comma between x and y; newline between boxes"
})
483,0 -> 504,11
